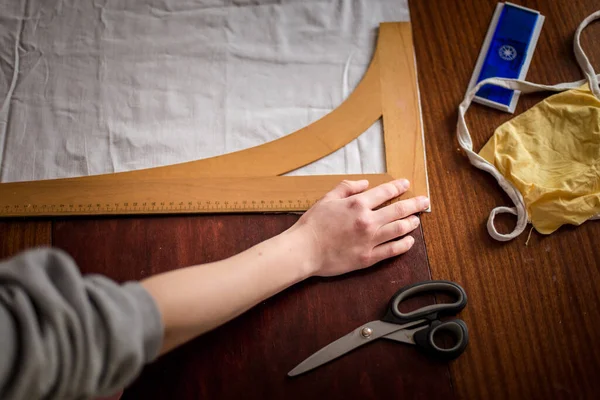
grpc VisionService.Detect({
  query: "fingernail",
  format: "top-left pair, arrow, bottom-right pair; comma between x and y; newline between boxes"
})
408,236 -> 415,246
411,215 -> 420,228
399,179 -> 410,189
419,196 -> 430,209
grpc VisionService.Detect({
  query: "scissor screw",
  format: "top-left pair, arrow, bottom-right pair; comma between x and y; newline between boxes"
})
361,327 -> 373,338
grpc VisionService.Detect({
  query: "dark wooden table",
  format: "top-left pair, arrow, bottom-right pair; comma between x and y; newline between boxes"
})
412,0 -> 600,399
2,1 -> 600,399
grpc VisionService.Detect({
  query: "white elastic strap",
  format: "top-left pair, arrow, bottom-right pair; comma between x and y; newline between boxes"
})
457,10 -> 600,241
575,11 -> 600,221
458,75 -> 598,241
487,206 -> 518,238
574,10 -> 600,98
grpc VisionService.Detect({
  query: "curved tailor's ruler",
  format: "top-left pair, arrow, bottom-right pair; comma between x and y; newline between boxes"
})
0,22 -> 428,217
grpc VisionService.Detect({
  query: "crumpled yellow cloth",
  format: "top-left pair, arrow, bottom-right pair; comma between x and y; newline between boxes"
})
479,84 -> 600,234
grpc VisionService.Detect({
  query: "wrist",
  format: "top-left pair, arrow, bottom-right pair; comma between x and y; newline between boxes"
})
279,223 -> 322,279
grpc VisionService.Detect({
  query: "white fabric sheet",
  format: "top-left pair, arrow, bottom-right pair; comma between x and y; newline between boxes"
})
0,0 -> 409,183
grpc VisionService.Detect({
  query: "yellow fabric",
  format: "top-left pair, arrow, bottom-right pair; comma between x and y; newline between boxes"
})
479,84 -> 600,234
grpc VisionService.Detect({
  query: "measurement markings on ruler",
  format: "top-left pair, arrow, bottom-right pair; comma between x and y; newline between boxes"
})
0,198 -> 317,216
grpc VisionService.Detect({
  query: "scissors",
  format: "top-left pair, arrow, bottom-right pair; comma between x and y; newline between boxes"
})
288,280 -> 468,376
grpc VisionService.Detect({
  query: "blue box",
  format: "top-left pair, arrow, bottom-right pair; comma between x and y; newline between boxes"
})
466,2 -> 545,113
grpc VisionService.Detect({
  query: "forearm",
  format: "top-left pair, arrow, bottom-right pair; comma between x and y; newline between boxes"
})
0,179 -> 424,400
142,179 -> 428,356
142,225 -> 316,354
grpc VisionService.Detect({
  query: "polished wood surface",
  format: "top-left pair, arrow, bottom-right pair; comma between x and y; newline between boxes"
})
0,221 -> 51,259
410,1 -> 600,399
52,217 -> 451,399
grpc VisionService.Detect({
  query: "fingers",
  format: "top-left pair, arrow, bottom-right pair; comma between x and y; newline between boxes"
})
375,195 -> 429,224
355,179 -> 410,209
323,180 -> 370,200
369,235 -> 416,265
374,215 -> 420,244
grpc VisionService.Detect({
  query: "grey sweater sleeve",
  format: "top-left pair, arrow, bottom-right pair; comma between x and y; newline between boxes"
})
0,248 -> 164,400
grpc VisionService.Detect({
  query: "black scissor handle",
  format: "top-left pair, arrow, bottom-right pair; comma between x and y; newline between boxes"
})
382,280 -> 467,325
413,319 -> 469,360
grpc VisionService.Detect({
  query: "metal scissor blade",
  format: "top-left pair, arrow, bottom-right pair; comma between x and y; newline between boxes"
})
288,319 -> 424,377
382,323 -> 426,344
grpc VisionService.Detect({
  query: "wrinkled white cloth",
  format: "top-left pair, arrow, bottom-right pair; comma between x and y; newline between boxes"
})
0,0 -> 409,183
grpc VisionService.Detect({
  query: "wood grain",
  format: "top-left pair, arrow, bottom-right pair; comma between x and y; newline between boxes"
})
0,174 -> 393,217
409,1 -> 600,399
379,23 -> 428,199
53,216 -> 453,400
0,221 -> 51,259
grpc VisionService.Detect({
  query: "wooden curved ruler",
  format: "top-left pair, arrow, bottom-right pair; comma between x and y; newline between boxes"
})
378,23 -> 429,201
0,22 -> 427,217
119,57 -> 382,179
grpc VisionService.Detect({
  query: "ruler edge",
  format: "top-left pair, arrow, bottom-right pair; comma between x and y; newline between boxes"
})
0,21 -> 429,218
0,174 -> 401,218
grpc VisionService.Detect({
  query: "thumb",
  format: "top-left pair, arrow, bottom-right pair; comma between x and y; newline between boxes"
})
322,180 -> 370,201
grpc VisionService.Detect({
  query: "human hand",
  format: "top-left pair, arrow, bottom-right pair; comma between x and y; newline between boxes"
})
289,179 -> 429,277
